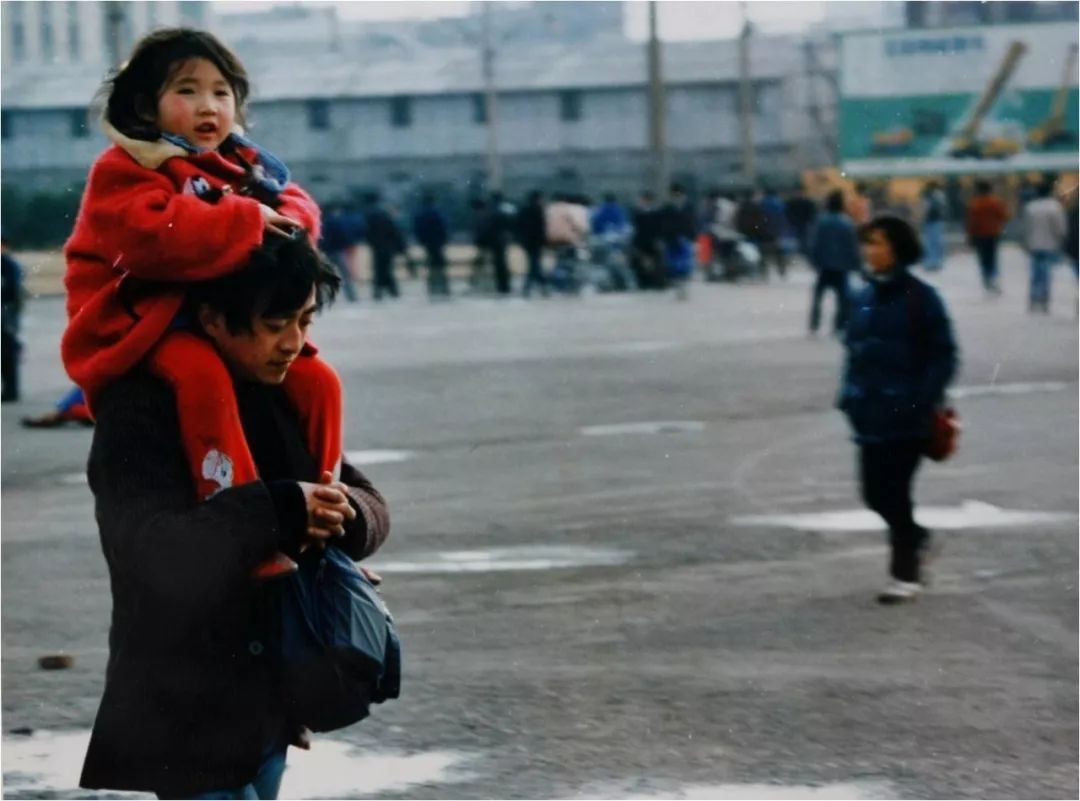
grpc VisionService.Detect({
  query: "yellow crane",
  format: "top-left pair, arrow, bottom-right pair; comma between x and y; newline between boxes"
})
1028,43 -> 1079,148
950,41 -> 1027,159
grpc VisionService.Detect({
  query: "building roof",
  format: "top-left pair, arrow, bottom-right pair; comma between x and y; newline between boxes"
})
1,34 -> 799,110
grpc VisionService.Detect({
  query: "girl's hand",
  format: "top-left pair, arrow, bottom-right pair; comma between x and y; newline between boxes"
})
261,204 -> 302,238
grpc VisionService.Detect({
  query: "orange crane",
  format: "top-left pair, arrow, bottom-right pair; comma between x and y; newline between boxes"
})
1028,43 -> 1079,148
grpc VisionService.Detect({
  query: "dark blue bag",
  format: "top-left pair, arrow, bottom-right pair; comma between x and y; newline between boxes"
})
279,546 -> 401,733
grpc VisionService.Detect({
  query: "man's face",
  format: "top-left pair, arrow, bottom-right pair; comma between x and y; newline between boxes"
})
201,289 -> 317,384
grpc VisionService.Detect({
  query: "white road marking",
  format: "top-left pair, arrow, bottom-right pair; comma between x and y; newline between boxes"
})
1,730 -> 471,799
345,449 -> 415,466
731,500 -> 1075,532
951,381 -> 1069,399
579,420 -> 706,437
373,545 -> 633,574
59,472 -> 87,485
577,780 -> 894,799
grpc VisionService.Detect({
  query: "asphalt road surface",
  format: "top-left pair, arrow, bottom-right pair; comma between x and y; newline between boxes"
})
2,247 -> 1077,799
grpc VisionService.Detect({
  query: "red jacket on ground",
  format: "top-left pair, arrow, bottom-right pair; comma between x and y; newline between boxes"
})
62,128 -> 320,404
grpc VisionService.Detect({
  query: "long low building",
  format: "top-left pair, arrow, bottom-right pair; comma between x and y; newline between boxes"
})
1,31 -> 834,211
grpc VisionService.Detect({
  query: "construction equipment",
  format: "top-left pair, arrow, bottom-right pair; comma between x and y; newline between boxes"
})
949,41 -> 1027,159
1028,43 -> 1079,148
871,127 -> 914,154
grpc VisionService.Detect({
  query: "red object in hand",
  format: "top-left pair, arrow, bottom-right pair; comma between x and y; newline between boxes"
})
924,407 -> 960,462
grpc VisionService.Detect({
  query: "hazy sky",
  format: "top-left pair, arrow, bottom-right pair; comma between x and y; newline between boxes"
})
214,1 -> 831,41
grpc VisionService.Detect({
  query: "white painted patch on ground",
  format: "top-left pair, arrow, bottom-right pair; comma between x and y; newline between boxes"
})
579,420 -> 707,437
731,500 -> 1075,532
599,341 -> 681,355
345,449 -> 416,466
579,780 -> 893,799
951,381 -> 1068,399
1,730 -> 470,800
374,545 -> 633,574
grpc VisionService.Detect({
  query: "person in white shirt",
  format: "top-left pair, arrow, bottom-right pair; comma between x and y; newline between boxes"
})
1021,179 -> 1068,313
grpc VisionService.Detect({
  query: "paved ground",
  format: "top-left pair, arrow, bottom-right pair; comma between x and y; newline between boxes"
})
2,246 -> 1077,799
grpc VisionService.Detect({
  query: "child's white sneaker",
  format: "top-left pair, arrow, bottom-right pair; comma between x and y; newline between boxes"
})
877,580 -> 922,605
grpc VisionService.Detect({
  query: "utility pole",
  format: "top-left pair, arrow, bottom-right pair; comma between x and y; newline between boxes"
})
646,1 -> 669,198
737,1 -> 756,187
481,4 -> 503,192
104,1 -> 126,67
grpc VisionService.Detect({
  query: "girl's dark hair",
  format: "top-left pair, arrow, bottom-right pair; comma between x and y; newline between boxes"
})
101,28 -> 249,141
858,215 -> 924,269
826,189 -> 845,214
189,232 -> 341,334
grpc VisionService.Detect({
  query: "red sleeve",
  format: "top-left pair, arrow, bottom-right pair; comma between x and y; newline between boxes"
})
277,183 -> 322,244
79,149 -> 265,282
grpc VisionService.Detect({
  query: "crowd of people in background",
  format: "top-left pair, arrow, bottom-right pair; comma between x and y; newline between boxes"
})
308,174 -> 1077,324
4,174 -> 1076,428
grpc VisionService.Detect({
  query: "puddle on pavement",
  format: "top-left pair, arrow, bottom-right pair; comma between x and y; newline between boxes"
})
731,500 -> 1074,532
579,420 -> 706,437
580,780 -> 893,799
345,449 -> 416,466
2,729 -> 470,799
374,544 -> 633,574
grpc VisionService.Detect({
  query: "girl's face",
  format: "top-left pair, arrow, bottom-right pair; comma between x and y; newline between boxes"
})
156,58 -> 236,150
861,228 -> 896,275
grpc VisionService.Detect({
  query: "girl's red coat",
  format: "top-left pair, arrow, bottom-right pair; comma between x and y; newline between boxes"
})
62,143 -> 321,404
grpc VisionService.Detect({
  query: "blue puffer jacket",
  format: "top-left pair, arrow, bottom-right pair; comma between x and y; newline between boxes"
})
839,270 -> 959,443
808,213 -> 861,273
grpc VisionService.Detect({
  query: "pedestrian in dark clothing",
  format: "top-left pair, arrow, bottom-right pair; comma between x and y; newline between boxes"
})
784,187 -> 818,255
364,194 -> 406,301
839,215 -> 958,604
413,193 -> 451,298
631,191 -> 664,289
320,202 -> 362,303
760,188 -> 790,277
79,235 -> 391,798
658,183 -> 697,297
1066,194 -> 1079,277
965,181 -> 1009,295
1,233 -> 24,402
735,190 -> 773,281
807,190 -> 860,335
487,192 -> 514,295
516,190 -> 549,298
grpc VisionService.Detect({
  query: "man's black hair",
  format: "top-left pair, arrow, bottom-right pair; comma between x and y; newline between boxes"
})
858,214 -> 924,269
189,232 -> 340,334
974,180 -> 992,195
102,28 -> 250,142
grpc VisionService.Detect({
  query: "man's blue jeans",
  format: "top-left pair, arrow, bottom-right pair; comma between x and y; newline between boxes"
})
1029,250 -> 1058,307
923,221 -> 945,270
182,748 -> 287,800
